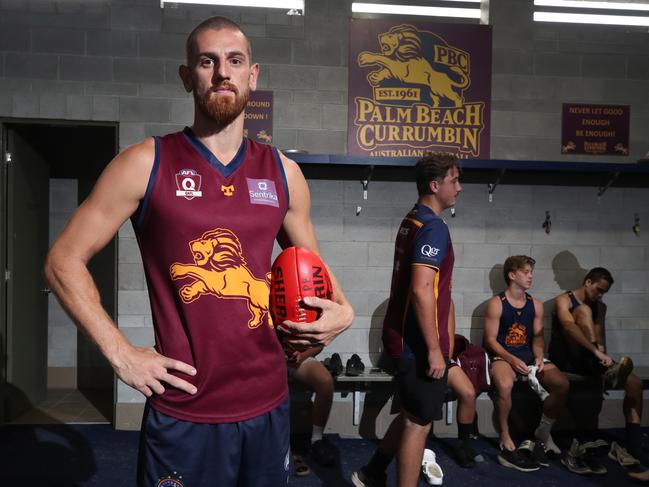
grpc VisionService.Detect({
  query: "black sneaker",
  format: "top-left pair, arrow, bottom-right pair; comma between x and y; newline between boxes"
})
310,439 -> 336,467
327,353 -> 343,376
532,440 -> 550,467
346,353 -> 365,376
519,440 -> 548,468
351,466 -> 387,487
498,446 -> 540,472
455,442 -> 476,468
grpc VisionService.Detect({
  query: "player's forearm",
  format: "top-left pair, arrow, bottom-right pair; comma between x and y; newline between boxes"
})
411,289 -> 442,353
484,335 -> 515,362
532,335 -> 545,360
45,250 -> 131,367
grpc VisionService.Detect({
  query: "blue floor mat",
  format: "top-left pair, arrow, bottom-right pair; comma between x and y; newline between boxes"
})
0,424 -> 646,486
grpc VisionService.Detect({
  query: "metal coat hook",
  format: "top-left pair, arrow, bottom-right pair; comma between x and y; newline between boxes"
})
597,171 -> 620,202
542,211 -> 552,234
450,207 -> 456,218
487,168 -> 506,203
356,165 -> 375,216
633,213 -> 640,236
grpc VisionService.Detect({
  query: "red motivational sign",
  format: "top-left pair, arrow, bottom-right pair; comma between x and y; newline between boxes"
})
244,90 -> 273,145
561,103 -> 630,156
348,19 -> 492,159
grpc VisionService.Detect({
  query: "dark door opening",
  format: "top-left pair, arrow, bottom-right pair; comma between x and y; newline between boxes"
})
1,121 -> 118,425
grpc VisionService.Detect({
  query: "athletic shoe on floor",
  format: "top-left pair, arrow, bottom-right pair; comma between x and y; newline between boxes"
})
581,439 -> 608,450
534,429 -> 562,456
603,356 -> 634,390
455,442 -> 476,468
346,353 -> 365,376
532,440 -> 550,467
609,441 -> 641,467
582,454 -> 607,475
351,466 -> 386,487
497,445 -> 540,472
310,439 -> 336,467
561,452 -> 591,474
422,449 -> 444,485
293,454 -> 311,477
561,438 -> 593,475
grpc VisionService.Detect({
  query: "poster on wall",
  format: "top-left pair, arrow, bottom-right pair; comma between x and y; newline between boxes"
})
347,19 -> 492,159
244,90 -> 273,145
561,103 -> 630,156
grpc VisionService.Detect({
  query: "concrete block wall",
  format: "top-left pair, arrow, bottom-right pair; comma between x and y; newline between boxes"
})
1,0 -> 648,429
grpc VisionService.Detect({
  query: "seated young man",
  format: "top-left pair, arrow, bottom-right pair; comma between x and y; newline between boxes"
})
549,267 -> 644,466
484,255 -> 569,472
287,346 -> 337,469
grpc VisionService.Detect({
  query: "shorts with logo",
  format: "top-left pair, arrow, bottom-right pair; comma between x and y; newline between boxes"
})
394,356 -> 450,424
137,398 -> 290,487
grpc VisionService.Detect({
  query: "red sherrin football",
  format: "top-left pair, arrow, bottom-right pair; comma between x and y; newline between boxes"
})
270,246 -> 333,325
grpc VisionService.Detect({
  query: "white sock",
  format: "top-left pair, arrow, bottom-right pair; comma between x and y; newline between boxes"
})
535,415 -> 560,454
311,425 -> 324,444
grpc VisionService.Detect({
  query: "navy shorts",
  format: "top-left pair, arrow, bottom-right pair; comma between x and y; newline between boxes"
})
137,399 -> 290,487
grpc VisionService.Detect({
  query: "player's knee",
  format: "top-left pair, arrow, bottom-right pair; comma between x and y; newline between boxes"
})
314,370 -> 334,394
456,385 -> 476,404
573,304 -> 592,321
493,378 -> 513,396
554,375 -> 570,396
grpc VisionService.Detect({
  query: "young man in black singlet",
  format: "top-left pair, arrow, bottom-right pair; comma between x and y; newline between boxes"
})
550,267 -> 644,466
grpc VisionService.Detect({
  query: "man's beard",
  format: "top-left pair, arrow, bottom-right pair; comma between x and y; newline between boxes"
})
196,82 -> 249,127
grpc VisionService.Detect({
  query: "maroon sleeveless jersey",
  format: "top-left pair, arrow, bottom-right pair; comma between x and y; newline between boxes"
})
131,128 -> 289,423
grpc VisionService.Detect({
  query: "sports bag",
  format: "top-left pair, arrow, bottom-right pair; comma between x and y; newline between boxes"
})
453,334 -> 491,393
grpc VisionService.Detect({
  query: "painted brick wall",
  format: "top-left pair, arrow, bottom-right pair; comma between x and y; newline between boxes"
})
2,0 -> 647,422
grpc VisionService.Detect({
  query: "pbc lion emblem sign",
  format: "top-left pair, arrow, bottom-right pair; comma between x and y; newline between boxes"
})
348,19 -> 491,159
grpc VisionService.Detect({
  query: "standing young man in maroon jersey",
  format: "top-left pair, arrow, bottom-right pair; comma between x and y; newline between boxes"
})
45,16 -> 353,487
353,153 -> 462,487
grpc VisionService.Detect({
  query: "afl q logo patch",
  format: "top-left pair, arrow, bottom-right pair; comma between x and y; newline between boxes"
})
421,244 -> 440,258
175,169 -> 203,200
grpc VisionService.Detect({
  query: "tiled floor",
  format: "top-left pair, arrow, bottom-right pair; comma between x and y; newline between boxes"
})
9,388 -> 112,425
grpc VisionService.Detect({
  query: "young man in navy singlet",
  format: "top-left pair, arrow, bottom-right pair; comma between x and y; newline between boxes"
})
44,16 -> 353,487
550,267 -> 644,466
484,255 -> 569,472
352,153 -> 462,487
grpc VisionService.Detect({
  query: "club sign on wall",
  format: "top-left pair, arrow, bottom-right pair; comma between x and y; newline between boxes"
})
244,90 -> 273,145
348,19 -> 492,159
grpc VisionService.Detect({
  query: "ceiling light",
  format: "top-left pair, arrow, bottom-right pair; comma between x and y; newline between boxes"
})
351,2 -> 481,18
534,10 -> 649,25
534,1 -> 649,12
160,0 -> 304,9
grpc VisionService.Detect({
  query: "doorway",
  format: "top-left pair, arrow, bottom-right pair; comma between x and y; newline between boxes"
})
1,120 -> 118,425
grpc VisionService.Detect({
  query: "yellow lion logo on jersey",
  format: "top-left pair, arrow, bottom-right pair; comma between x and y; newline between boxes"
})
357,24 -> 469,108
169,228 -> 271,329
505,323 -> 527,347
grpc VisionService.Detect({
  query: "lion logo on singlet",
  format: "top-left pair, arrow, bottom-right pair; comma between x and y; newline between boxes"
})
169,228 -> 271,329
505,323 -> 527,347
